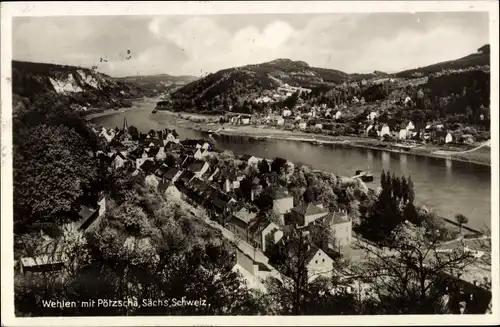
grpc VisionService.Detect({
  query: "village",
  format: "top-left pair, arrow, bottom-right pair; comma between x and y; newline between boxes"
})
17,116 -> 491,313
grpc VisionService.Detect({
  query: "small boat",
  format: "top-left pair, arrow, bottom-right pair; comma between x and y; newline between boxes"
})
152,108 -> 158,114
355,170 -> 374,182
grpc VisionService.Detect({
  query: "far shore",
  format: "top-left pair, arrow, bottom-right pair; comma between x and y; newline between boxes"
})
156,110 -> 491,167
85,106 -> 491,167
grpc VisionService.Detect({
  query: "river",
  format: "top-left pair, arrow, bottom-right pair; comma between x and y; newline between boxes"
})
91,100 -> 492,230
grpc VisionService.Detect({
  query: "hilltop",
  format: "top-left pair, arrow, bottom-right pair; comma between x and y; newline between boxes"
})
394,44 -> 490,78
12,60 -> 145,114
170,58 -> 386,111
169,45 -> 490,116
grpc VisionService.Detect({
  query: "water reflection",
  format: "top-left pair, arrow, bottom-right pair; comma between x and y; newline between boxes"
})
400,154 -> 408,175
381,152 -> 391,171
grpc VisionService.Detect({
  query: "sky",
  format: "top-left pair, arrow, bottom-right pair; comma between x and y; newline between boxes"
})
12,12 -> 489,77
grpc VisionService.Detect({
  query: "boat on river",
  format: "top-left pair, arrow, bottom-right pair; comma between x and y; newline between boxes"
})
355,170 -> 374,182
152,108 -> 158,114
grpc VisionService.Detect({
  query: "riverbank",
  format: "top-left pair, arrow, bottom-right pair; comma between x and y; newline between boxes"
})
157,110 -> 491,167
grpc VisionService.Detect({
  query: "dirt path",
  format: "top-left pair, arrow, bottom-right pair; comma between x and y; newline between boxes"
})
433,140 -> 491,156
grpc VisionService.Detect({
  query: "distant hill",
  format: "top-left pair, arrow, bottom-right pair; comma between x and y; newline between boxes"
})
394,44 -> 490,78
170,45 -> 489,114
12,60 -> 145,113
170,58 -> 386,110
115,74 -> 198,96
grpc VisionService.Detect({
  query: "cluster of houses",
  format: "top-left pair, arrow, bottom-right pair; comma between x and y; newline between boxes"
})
92,122 -> 356,291
366,120 -> 476,144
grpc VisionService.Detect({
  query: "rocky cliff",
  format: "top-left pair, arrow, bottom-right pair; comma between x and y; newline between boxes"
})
12,60 -> 145,113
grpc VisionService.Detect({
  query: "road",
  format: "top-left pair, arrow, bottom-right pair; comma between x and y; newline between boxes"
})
181,202 -> 276,271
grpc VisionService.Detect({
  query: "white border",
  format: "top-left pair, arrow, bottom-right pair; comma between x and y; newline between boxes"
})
1,1 -> 499,326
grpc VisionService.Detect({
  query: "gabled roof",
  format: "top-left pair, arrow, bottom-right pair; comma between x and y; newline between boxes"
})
147,147 -> 161,157
139,160 -> 158,174
165,141 -> 182,150
111,151 -> 127,161
75,206 -> 99,230
188,160 -> 207,173
274,187 -> 292,199
181,155 -> 196,168
149,139 -> 164,148
181,139 -> 202,147
154,164 -> 170,178
233,208 -> 257,225
163,167 -> 181,181
158,180 -> 170,193
322,211 -> 350,225
177,169 -> 195,184
291,203 -> 328,217
240,154 -> 254,161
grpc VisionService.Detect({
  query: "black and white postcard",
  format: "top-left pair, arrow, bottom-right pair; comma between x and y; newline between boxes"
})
1,1 -> 499,326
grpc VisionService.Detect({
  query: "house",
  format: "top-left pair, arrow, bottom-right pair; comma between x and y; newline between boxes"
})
275,117 -> 285,126
240,154 -> 260,167
135,156 -> 154,169
99,128 -> 116,143
232,248 -> 273,292
462,134 -> 475,145
228,208 -> 258,240
366,124 -> 374,136
193,148 -> 209,160
445,133 -> 453,144
188,160 -> 210,178
334,111 -> 342,120
294,115 -> 302,121
139,160 -> 159,175
154,164 -> 170,178
298,121 -> 307,130
287,202 -> 329,227
406,121 -> 415,132
155,146 -> 167,161
304,245 -> 336,282
282,109 -> 292,117
319,211 -> 352,248
404,96 -> 412,106
163,167 -> 183,183
110,152 -> 127,170
367,111 -> 378,121
158,181 -> 182,200
201,165 -> 219,181
20,236 -> 67,274
398,129 -> 408,140
164,129 -> 179,144
272,187 -> 294,225
379,124 -> 391,138
176,169 -> 195,187
181,139 -> 202,149
179,154 -> 197,169
249,221 -> 284,253
146,147 -> 162,159
75,205 -> 100,231
165,141 -> 182,152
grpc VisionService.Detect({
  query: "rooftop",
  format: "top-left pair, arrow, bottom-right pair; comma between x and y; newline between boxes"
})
234,208 -> 258,224
291,202 -> 328,217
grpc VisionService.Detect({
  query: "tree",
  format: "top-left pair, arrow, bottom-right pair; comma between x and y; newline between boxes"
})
14,124 -> 99,232
271,157 -> 288,174
265,228 -> 312,314
257,159 -> 270,174
353,221 -> 477,314
455,214 -> 469,234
